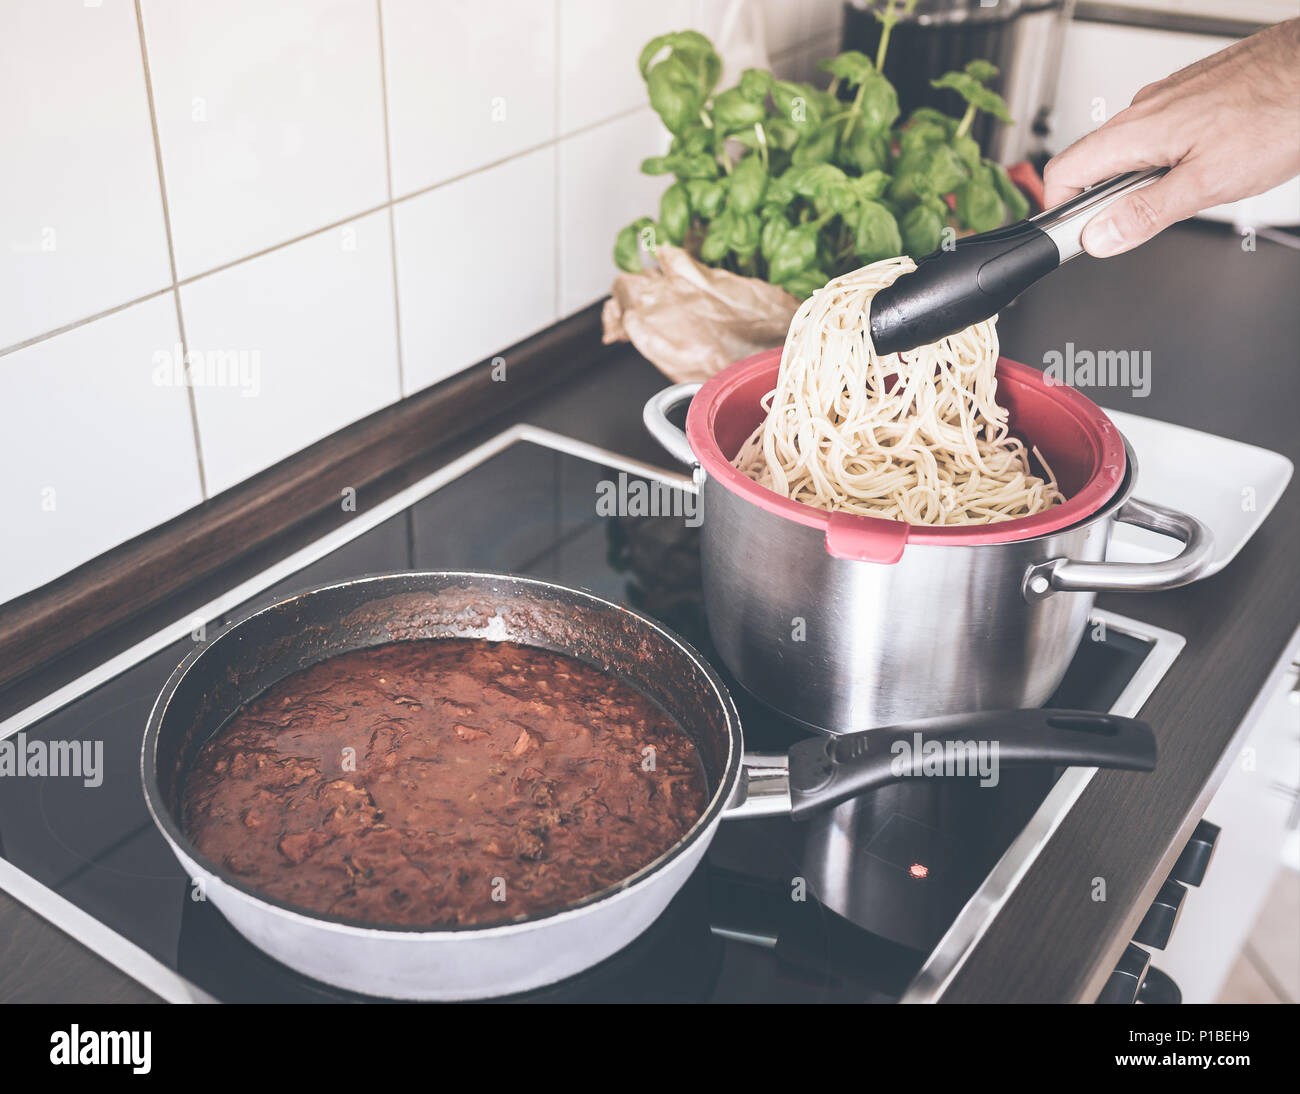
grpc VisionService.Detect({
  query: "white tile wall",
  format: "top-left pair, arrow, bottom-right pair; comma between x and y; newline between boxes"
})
394,146 -> 557,395
0,0 -> 171,349
559,108 -> 671,316
0,0 -> 845,603
758,0 -> 812,55
179,209 -> 400,495
1052,21 -> 1300,225
382,0 -> 557,196
0,295 -> 202,603
141,0 -> 389,278
558,0 -> 695,135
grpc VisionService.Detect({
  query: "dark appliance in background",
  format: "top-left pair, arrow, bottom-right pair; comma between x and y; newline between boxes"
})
841,0 -> 1067,164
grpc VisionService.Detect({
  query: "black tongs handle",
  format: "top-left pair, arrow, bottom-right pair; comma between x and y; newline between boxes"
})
869,167 -> 1169,356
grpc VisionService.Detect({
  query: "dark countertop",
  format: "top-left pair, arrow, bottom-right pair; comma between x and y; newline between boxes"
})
3,219 -> 1297,1003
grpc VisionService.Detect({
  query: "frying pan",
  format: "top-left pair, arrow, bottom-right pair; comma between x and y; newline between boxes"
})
142,571 -> 1156,1000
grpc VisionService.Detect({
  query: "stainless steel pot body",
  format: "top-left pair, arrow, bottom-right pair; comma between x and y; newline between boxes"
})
699,469 -> 1100,730
645,383 -> 1213,734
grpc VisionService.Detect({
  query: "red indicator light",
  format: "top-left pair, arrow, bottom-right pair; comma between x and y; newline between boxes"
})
909,863 -> 929,879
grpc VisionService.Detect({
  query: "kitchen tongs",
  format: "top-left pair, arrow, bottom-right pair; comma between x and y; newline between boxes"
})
868,166 -> 1169,356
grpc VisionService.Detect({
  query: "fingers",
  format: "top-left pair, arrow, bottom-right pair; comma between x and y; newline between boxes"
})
1042,120 -> 1167,209
1079,165 -> 1206,257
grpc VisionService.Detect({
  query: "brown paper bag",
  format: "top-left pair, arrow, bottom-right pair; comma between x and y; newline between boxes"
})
602,244 -> 798,383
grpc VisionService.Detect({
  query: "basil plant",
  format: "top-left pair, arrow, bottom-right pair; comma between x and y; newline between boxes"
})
615,8 -> 1028,299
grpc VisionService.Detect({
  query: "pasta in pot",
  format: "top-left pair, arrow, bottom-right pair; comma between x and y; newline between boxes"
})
731,256 -> 1063,526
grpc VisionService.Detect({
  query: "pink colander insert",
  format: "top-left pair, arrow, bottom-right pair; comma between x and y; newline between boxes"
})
684,348 -> 1126,563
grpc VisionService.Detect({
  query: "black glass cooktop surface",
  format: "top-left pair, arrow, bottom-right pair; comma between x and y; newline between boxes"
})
0,433 -> 1175,1002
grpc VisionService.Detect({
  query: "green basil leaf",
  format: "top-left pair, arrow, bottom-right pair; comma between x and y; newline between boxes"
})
738,67 -> 773,103
814,176 -> 857,217
791,120 -> 838,166
783,162 -> 846,201
778,265 -> 831,300
930,71 -> 1013,124
764,117 -> 800,151
854,200 -> 903,264
900,204 -> 945,258
614,216 -> 656,272
771,80 -> 823,133
897,120 -> 949,156
700,209 -> 734,263
729,211 -> 762,260
817,50 -> 875,88
920,193 -> 950,219
760,215 -> 789,261
952,134 -> 982,172
647,54 -> 707,135
660,182 -> 691,244
839,124 -> 888,173
956,178 -> 1004,233
966,84 -> 1013,124
676,126 -> 713,155
907,107 -> 957,134
664,151 -> 719,179
686,178 -> 727,219
712,86 -> 768,133
768,222 -> 822,284
614,225 -> 641,272
988,161 -> 1030,222
890,143 -> 967,201
640,155 -> 672,176
763,170 -> 796,206
847,169 -> 890,203
964,59 -> 999,84
930,71 -> 980,101
856,70 -> 900,132
639,30 -> 721,92
728,154 -> 769,214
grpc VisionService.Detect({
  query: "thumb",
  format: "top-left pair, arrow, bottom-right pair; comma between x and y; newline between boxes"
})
1080,167 -> 1204,257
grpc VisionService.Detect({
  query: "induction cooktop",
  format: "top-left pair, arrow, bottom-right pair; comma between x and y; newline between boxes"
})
0,426 -> 1184,1002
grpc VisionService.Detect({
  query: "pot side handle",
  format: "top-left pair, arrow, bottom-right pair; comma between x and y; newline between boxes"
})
1022,497 -> 1214,601
643,383 -> 703,469
785,709 -> 1156,821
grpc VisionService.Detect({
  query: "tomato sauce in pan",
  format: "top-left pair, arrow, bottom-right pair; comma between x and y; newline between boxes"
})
182,639 -> 709,927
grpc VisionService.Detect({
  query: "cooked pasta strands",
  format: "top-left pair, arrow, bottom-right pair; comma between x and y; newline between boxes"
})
731,257 -> 1064,526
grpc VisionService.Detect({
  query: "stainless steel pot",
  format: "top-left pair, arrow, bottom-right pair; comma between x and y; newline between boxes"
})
645,382 -> 1213,733
143,571 -> 1158,999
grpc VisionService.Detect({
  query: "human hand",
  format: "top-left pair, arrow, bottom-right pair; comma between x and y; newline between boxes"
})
1043,18 -> 1300,257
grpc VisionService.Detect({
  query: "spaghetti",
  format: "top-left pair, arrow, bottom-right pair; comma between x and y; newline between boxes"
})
731,256 -> 1063,525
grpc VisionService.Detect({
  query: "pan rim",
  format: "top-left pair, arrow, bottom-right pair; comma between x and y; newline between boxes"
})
141,569 -> 745,939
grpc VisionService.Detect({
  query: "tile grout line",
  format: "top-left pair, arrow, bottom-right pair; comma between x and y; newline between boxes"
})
0,288 -> 175,360
133,0 -> 208,499
1,102 -> 648,361
375,0 -> 406,398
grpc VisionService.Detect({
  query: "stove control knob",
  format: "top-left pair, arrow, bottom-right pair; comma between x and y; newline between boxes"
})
1171,820 -> 1220,887
1137,965 -> 1182,1004
1097,942 -> 1150,1004
1134,879 -> 1187,950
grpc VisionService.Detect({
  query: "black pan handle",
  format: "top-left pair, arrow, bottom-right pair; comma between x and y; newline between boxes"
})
787,709 -> 1156,821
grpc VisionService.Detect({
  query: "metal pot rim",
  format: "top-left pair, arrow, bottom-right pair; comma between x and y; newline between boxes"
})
141,570 -> 745,940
